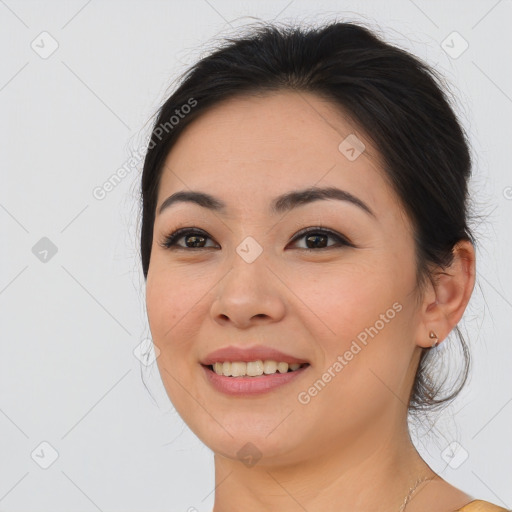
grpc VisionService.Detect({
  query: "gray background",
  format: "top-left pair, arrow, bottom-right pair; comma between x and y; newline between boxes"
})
1,0 -> 511,511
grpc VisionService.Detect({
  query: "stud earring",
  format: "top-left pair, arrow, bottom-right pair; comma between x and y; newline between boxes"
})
429,331 -> 439,348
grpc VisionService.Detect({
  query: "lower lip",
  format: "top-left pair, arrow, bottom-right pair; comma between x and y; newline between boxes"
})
201,364 -> 310,396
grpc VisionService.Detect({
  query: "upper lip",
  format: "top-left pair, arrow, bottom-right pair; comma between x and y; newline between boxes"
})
200,345 -> 310,366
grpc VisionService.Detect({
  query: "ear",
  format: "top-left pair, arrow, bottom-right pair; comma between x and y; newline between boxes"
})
416,240 -> 476,348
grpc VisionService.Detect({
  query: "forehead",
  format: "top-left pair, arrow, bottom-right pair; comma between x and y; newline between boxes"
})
157,91 -> 396,218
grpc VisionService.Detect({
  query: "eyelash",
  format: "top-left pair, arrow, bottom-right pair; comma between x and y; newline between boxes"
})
158,226 -> 354,252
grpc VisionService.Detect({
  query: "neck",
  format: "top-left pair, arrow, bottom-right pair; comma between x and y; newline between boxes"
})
212,415 -> 435,512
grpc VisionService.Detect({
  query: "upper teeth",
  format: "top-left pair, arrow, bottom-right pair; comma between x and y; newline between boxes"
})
212,360 -> 304,377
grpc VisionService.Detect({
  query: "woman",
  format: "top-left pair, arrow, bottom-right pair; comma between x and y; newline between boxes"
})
139,20 -> 509,512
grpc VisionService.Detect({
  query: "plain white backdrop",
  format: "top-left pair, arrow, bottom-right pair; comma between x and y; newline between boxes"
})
1,1 -> 511,511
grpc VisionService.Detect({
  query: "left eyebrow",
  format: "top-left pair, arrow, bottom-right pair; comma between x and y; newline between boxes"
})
271,186 -> 375,217
157,186 -> 375,217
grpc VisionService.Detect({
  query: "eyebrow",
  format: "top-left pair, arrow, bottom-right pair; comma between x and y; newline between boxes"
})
157,186 -> 375,217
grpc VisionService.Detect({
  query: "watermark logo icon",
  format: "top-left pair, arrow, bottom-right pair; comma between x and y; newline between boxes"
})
133,338 -> 160,366
441,441 -> 469,469
236,236 -> 263,263
236,442 -> 262,468
32,237 -> 58,263
31,441 -> 59,469
441,31 -> 469,59
339,134 -> 366,161
31,31 -> 59,59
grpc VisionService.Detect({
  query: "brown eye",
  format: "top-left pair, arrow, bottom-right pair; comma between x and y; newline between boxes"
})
305,233 -> 328,249
160,228 -> 218,250
289,227 -> 353,251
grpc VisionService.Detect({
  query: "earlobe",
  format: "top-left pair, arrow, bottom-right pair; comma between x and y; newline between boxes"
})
417,240 -> 476,349
428,331 -> 439,348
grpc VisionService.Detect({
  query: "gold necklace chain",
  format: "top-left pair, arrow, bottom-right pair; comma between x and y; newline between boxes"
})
399,476 -> 437,512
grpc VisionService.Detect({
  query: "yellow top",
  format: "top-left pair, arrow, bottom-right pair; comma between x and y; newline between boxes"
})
456,500 -> 510,511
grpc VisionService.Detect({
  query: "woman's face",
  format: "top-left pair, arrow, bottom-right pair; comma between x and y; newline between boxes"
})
146,91 -> 425,465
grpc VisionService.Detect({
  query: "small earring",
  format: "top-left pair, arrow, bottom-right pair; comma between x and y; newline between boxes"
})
429,331 -> 439,348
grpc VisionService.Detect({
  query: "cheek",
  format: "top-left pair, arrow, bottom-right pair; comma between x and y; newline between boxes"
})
295,258 -> 414,382
146,266 -> 192,345
298,262 -> 399,336
146,277 -> 179,341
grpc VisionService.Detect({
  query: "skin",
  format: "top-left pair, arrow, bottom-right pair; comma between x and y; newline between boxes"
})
145,91 -> 476,512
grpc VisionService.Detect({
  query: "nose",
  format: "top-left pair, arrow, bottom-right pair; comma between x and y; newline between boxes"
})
209,255 -> 286,329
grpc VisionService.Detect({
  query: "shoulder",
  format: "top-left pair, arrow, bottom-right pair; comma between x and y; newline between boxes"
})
455,499 -> 510,512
